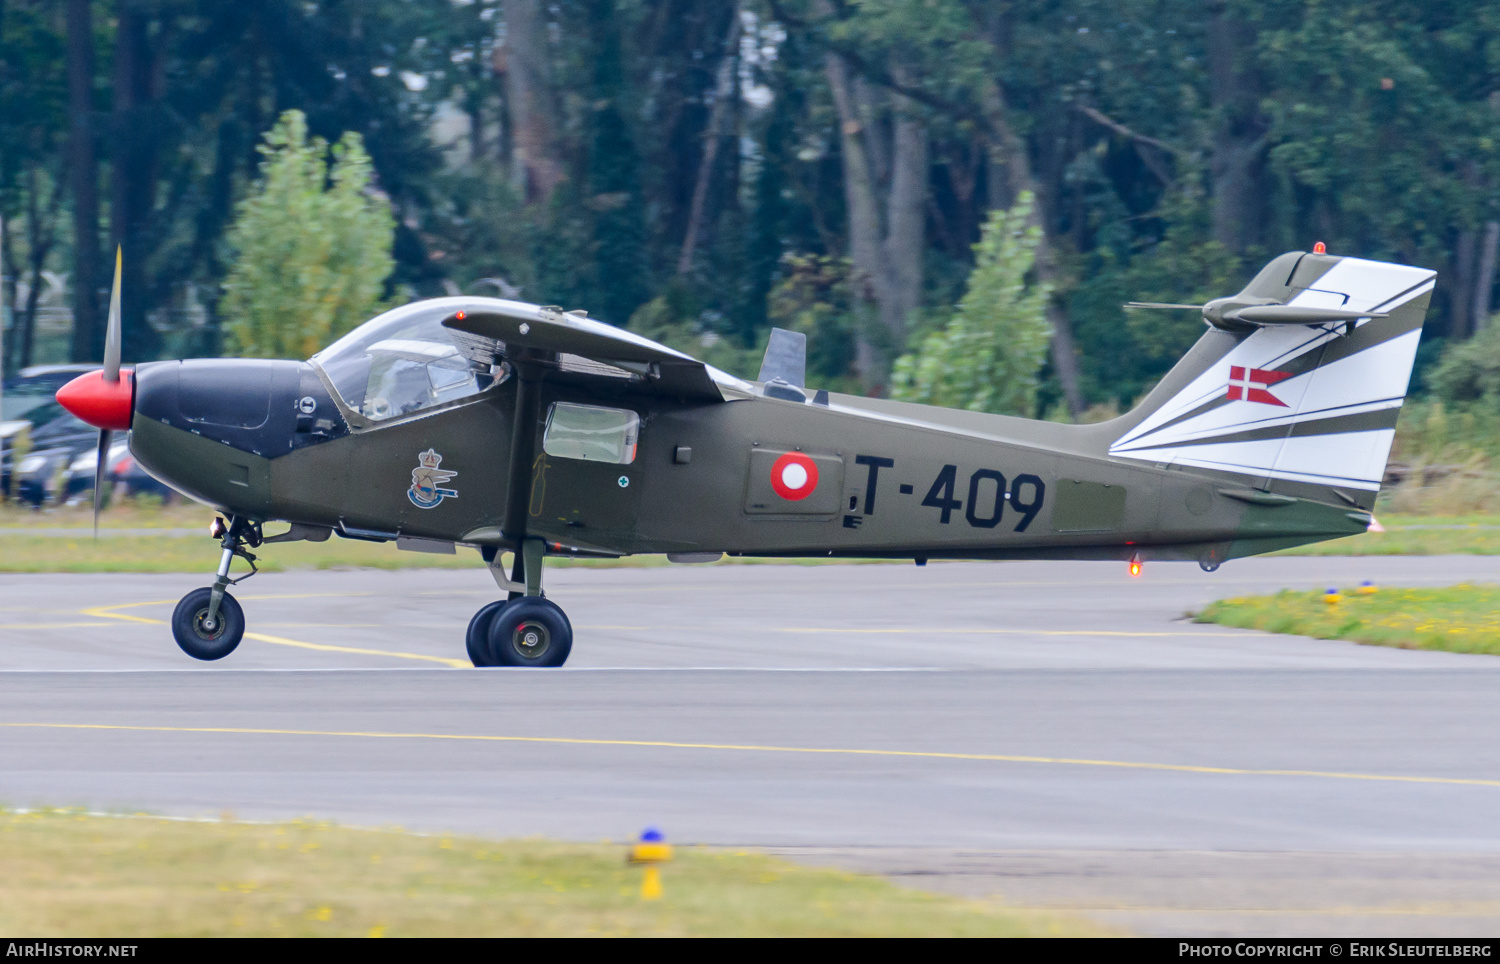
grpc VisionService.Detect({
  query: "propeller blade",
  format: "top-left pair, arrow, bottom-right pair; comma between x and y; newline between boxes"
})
92,428 -> 112,539
1123,302 -> 1205,311
102,247 -> 122,383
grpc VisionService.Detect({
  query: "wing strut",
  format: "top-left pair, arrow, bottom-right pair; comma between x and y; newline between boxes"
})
501,357 -> 546,600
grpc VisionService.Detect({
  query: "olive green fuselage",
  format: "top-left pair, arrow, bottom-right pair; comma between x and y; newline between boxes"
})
127,356 -> 1368,566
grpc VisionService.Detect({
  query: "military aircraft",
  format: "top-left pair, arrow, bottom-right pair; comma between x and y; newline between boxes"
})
55,245 -> 1435,666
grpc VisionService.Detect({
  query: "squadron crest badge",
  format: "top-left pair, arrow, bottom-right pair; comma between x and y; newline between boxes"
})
408,449 -> 458,509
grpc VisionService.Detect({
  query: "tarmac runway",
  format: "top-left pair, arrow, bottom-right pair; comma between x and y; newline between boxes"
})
3,555 -> 1500,936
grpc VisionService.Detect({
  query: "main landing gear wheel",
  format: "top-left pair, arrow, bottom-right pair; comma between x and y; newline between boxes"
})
171,587 -> 245,661
487,597 -> 573,668
466,600 -> 511,667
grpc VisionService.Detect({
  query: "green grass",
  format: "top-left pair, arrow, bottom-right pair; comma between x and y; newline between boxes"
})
1196,583 -> 1500,656
0,501 -> 900,572
6,501 -> 1500,572
1272,515 -> 1500,556
0,534 -> 495,573
0,809 -> 1098,937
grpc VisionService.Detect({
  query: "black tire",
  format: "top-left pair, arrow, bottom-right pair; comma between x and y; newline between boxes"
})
466,600 -> 511,667
487,597 -> 573,668
171,587 -> 244,661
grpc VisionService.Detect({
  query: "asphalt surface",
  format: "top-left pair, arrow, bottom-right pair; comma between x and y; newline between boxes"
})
4,555 -> 1500,936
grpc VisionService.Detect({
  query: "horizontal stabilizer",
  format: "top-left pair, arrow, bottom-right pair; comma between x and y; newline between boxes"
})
1125,301 -> 1389,327
1226,305 -> 1388,326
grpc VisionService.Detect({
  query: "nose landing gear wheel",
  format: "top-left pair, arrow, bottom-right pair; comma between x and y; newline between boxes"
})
171,587 -> 245,661
466,600 -> 510,667
487,597 -> 572,667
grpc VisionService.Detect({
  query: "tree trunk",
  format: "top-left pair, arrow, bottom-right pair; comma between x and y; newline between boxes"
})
1452,228 -> 1476,340
500,0 -> 564,205
981,80 -> 1085,417
1206,3 -> 1268,255
1474,221 -> 1499,332
19,164 -> 59,372
825,52 -> 926,390
677,7 -> 741,276
0,213 -> 8,377
111,1 -> 161,362
66,0 -> 101,363
882,70 -> 926,341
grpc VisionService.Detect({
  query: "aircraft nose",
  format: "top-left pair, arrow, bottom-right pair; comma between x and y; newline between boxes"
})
55,369 -> 135,431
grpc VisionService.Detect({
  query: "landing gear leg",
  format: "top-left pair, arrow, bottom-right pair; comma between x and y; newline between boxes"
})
486,537 -> 573,667
172,516 -> 260,661
470,358 -> 574,668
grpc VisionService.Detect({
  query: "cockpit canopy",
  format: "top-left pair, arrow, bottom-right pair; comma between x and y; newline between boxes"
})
311,299 -> 502,422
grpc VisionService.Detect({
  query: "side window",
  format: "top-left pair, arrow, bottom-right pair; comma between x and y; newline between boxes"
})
543,402 -> 639,464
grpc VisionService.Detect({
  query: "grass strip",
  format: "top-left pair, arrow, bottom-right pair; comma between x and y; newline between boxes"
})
1196,583 -> 1500,656
0,808 -> 1095,937
1272,524 -> 1500,556
8,502 -> 1500,571
0,536 -> 905,573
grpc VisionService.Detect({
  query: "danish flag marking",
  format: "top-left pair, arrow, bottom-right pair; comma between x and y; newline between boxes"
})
1226,365 -> 1293,407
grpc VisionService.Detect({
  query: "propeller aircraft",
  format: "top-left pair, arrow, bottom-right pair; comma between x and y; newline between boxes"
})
54,246 -> 1436,666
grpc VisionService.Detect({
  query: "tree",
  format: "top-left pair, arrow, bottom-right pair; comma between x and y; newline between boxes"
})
499,0 -> 565,204
64,0 -> 101,363
111,0 -> 164,363
583,0 -> 649,325
220,111 -> 395,359
890,193 -> 1051,416
0,0 -> 68,375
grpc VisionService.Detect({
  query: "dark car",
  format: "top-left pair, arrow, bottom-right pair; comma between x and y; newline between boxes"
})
5,401 -> 98,506
6,445 -> 75,506
62,437 -> 176,505
2,366 -> 102,505
2,364 -> 99,423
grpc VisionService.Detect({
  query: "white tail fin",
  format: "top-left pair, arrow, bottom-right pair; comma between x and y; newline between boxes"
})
1110,254 -> 1436,491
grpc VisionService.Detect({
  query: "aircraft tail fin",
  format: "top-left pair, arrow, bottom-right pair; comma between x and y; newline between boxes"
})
1108,250 -> 1436,499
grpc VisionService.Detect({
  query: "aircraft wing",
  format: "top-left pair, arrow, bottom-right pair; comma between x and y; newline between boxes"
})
442,301 -> 748,402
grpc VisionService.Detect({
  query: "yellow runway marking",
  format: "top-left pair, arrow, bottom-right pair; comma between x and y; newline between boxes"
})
242,632 -> 469,668
72,597 -> 1262,671
771,627 -> 1272,638
236,592 -> 377,602
574,624 -> 1265,639
79,600 -> 467,668
0,622 -> 117,630
998,904 -> 1500,918
3,722 -> 1497,790
80,604 -> 164,626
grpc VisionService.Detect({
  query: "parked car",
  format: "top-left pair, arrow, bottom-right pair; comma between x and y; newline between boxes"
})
62,437 -> 176,505
2,406 -> 102,507
2,364 -> 99,423
1,365 -> 101,503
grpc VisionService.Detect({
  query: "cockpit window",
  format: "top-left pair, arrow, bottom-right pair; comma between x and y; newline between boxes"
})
311,300 -> 501,422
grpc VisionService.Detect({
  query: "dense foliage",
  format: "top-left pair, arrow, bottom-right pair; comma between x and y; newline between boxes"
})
220,111 -> 395,359
2,0 -> 1499,415
891,195 -> 1051,415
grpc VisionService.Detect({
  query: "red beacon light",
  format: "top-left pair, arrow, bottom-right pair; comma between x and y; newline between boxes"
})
1313,241 -> 1326,254
1128,552 -> 1143,577
454,310 -> 467,321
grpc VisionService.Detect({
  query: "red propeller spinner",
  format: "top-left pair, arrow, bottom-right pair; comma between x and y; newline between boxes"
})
55,368 -> 134,431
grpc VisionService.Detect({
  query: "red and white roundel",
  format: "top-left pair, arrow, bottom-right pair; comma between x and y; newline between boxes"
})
770,452 -> 819,501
